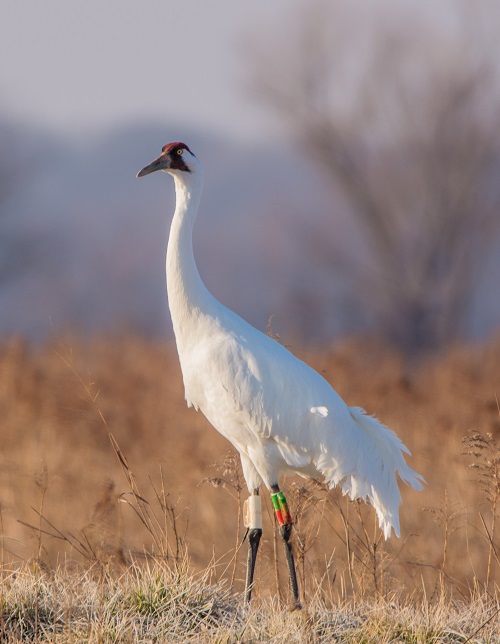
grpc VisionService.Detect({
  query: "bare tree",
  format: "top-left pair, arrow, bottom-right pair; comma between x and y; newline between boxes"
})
250,2 -> 500,354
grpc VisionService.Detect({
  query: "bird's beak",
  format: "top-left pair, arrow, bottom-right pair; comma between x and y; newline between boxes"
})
136,151 -> 171,178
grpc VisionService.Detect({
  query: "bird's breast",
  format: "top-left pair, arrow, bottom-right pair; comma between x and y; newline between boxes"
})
176,323 -> 274,444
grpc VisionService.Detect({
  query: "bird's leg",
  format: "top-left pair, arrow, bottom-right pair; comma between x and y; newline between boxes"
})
271,484 -> 301,609
243,488 -> 262,604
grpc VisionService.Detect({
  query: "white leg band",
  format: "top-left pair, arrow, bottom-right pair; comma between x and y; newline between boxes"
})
243,495 -> 262,529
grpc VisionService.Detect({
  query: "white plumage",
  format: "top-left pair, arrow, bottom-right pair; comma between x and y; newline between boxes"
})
137,142 -> 424,600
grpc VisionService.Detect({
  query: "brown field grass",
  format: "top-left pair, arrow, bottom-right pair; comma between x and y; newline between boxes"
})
1,332 -> 499,639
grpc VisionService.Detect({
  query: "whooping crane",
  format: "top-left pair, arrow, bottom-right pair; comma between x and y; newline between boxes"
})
137,142 -> 424,608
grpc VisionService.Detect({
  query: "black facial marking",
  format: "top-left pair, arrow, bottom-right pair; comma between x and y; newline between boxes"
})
162,142 -> 193,173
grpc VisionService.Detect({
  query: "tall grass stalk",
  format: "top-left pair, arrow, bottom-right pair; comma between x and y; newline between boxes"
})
462,431 -> 500,591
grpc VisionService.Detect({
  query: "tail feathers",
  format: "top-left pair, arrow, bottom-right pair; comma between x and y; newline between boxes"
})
320,406 -> 425,539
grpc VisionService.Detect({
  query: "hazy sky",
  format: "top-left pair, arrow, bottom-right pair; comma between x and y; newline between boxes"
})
2,0 -> 499,343
0,1 -> 305,142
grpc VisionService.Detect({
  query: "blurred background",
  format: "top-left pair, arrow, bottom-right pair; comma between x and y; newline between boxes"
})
2,1 -> 500,599
2,0 -> 500,354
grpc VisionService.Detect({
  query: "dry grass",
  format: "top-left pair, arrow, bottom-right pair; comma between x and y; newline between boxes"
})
1,563 -> 499,642
1,332 -> 500,640
2,555 -> 500,643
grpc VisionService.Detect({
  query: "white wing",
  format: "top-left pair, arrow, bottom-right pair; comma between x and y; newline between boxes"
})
178,305 -> 424,538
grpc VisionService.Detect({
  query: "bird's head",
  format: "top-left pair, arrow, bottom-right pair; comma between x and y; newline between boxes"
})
137,142 -> 198,178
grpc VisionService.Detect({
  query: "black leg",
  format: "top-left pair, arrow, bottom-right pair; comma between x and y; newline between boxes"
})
278,522 -> 301,609
271,484 -> 301,610
244,490 -> 262,604
245,527 -> 262,603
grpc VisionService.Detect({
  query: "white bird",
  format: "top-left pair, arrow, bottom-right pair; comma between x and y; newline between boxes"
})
137,142 -> 424,608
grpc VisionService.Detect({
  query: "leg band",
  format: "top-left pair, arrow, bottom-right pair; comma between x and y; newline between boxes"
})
271,491 -> 292,525
243,495 -> 262,530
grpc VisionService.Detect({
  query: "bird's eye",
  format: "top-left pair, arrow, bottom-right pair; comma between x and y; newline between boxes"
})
177,148 -> 183,155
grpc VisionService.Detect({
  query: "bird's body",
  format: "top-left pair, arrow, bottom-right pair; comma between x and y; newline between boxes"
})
138,142 -> 424,605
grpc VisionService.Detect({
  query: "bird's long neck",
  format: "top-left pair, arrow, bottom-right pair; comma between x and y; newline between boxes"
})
166,172 -> 213,342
